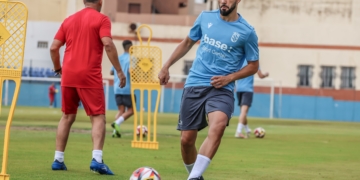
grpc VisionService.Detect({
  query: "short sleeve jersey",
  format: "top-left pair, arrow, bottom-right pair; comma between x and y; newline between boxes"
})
49,85 -> 56,95
112,53 -> 131,95
185,10 -> 259,91
235,61 -> 255,92
54,8 -> 112,89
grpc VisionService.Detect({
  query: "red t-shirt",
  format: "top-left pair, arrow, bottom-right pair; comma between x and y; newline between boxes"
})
49,85 -> 56,95
54,8 -> 111,89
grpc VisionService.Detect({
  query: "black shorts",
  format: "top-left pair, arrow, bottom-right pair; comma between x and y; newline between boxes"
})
177,86 -> 235,131
115,94 -> 135,108
236,92 -> 253,107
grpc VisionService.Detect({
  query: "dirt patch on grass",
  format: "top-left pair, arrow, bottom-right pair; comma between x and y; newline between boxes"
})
0,126 -> 92,133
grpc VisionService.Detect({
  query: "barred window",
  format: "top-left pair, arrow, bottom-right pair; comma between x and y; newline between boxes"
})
297,65 -> 313,87
320,66 -> 336,88
183,60 -> 193,75
340,67 -> 356,89
183,60 -> 193,82
37,41 -> 48,48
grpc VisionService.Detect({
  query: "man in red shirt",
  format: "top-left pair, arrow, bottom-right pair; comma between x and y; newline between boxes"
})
48,83 -> 57,108
49,0 -> 125,175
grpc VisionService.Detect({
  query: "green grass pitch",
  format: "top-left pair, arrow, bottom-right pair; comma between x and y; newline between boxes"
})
0,106 -> 360,180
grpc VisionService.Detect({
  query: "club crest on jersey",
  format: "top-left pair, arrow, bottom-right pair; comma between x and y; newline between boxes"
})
231,32 -> 240,43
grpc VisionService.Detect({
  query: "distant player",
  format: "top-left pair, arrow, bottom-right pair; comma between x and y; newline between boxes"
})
48,83 -> 57,108
158,0 -> 259,179
110,40 -> 135,138
49,0 -> 126,175
235,61 -> 269,138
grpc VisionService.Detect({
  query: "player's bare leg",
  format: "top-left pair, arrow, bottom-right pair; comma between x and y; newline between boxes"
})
89,114 -> 114,175
199,111 -> 227,159
91,114 -> 106,150
187,111 -> 227,179
112,105 -> 125,137
121,107 -> 134,120
236,105 -> 250,138
181,130 -> 198,173
55,113 -> 77,152
52,113 -> 76,170
115,105 -> 125,120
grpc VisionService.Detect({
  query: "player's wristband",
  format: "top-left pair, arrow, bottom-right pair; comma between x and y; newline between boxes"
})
54,68 -> 62,76
54,68 -> 62,73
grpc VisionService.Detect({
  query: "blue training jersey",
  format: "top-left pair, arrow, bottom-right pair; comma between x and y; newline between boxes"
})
235,61 -> 254,92
112,53 -> 131,95
185,9 -> 259,91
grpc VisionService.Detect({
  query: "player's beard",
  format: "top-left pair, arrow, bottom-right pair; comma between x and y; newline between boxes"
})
219,3 -> 237,16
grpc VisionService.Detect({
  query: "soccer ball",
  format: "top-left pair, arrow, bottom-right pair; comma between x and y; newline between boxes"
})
254,127 -> 266,138
136,125 -> 148,137
129,167 -> 161,180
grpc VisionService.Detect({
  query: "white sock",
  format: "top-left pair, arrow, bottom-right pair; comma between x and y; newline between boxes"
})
92,150 -> 103,163
54,151 -> 64,162
187,154 -> 211,179
115,116 -> 125,125
184,163 -> 194,174
244,125 -> 251,132
236,123 -> 244,133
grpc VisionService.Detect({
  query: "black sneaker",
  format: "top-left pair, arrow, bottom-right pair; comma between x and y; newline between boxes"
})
189,176 -> 204,180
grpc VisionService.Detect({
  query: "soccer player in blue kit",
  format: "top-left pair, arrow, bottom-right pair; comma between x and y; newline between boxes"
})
235,60 -> 269,139
158,0 -> 259,179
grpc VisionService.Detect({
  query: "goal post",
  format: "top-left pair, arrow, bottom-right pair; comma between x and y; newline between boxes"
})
253,77 -> 282,119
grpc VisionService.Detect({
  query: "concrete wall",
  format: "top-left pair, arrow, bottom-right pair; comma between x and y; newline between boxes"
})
23,21 -> 64,68
114,13 -> 197,26
104,0 -> 360,91
18,0 -> 360,92
152,0 -> 187,14
16,0 -> 84,21
3,81 -> 360,122
9,0 -> 360,122
115,0 -> 152,14
238,0 -> 360,89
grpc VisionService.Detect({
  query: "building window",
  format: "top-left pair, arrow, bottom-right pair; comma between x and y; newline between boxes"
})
183,60 -> 193,81
183,60 -> 193,75
297,65 -> 312,87
128,3 -> 141,14
320,66 -> 336,88
37,41 -> 48,48
340,67 -> 355,89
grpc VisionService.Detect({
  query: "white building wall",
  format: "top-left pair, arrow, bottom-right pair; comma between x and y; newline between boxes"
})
21,0 -> 360,90
23,21 -> 64,69
238,0 -> 360,89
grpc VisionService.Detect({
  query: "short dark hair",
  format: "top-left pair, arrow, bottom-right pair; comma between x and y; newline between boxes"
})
85,0 -> 99,3
122,40 -> 132,49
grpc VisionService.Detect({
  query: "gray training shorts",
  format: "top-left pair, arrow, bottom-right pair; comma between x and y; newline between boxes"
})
115,94 -> 136,108
177,86 -> 235,131
236,92 -> 253,107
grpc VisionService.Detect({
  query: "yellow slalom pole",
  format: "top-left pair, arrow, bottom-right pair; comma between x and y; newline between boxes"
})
0,1 -> 28,179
